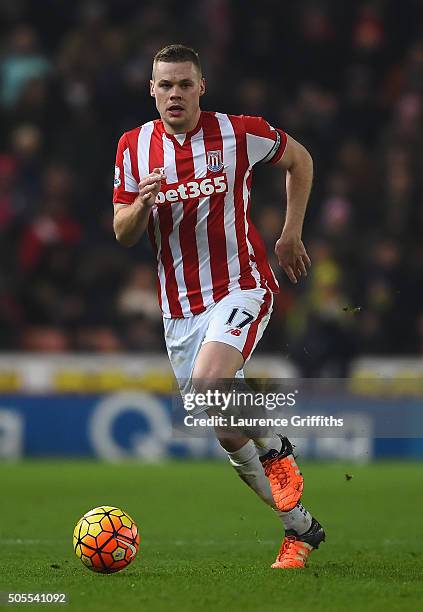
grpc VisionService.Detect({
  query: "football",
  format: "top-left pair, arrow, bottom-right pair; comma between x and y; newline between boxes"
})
73,506 -> 140,573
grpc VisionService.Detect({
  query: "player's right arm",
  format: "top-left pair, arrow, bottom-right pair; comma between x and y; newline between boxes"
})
112,132 -> 165,247
114,170 -> 164,247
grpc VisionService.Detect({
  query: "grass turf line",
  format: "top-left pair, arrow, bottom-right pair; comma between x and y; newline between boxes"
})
0,461 -> 422,611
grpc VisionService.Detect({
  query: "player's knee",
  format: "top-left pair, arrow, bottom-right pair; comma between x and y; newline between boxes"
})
193,342 -> 244,381
192,364 -> 228,387
192,375 -> 221,395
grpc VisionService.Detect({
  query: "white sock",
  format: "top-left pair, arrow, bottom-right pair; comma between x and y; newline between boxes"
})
227,440 -> 312,534
253,435 -> 282,456
281,503 -> 312,535
227,440 -> 275,507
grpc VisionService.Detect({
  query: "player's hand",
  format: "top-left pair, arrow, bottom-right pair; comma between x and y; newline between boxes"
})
136,168 -> 166,208
274,231 -> 311,284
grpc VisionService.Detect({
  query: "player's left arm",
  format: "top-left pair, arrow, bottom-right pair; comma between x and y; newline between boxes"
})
274,134 -> 313,284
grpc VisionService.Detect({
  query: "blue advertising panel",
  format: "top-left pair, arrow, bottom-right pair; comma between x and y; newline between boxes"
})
1,391 -> 423,459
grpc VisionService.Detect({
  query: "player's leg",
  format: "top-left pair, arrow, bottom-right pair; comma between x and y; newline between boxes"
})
164,313 -> 274,508
194,288 -> 304,510
164,294 -> 324,567
193,340 -> 307,521
193,288 -> 325,567
163,319 -> 275,509
192,340 -> 280,507
192,339 -> 313,531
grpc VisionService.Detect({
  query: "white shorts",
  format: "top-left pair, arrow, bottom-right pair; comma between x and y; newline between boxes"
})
164,287 -> 273,401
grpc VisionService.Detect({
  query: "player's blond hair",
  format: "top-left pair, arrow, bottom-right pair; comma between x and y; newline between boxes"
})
152,44 -> 202,78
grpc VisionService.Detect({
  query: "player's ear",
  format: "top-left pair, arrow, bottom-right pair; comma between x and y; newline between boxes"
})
199,78 -> 206,97
150,80 -> 155,97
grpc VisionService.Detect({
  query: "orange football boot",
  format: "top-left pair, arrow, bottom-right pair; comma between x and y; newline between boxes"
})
272,518 -> 326,569
259,437 -> 304,511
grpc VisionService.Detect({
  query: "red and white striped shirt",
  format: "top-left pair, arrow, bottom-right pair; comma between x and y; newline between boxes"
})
113,111 -> 287,318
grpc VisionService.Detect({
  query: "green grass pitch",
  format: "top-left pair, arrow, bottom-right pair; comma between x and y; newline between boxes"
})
0,460 -> 422,611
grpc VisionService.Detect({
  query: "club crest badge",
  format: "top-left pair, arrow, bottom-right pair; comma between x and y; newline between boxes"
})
207,150 -> 224,172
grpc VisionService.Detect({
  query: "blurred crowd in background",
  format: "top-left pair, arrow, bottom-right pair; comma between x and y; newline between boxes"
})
0,0 -> 422,375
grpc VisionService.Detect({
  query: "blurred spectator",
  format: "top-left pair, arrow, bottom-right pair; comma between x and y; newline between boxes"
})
318,172 -> 353,241
358,239 -> 406,353
0,24 -> 51,108
17,163 -> 81,271
9,124 -> 44,217
19,326 -> 69,352
0,153 -> 19,230
117,264 -> 161,322
116,263 -> 163,352
285,241 -> 356,376
74,327 -> 122,352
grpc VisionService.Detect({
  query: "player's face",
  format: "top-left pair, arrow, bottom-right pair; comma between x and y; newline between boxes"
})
150,61 -> 205,134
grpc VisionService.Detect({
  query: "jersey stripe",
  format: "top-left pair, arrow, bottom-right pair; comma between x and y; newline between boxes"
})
191,130 -> 214,307
245,170 -> 279,291
163,133 -> 178,183
162,135 -> 191,316
137,122 -> 153,180
169,201 -> 192,316
203,113 -> 230,302
147,212 -> 163,312
152,207 -> 168,315
215,113 -> 241,292
247,132 -> 278,165
138,122 -> 169,315
174,137 -> 205,314
242,169 -> 265,287
150,129 -> 183,317
228,115 -> 257,290
125,128 -> 141,184
123,148 -> 138,192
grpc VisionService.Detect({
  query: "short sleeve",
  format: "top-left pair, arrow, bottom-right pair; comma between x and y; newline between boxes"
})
241,115 -> 287,166
113,133 -> 139,205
